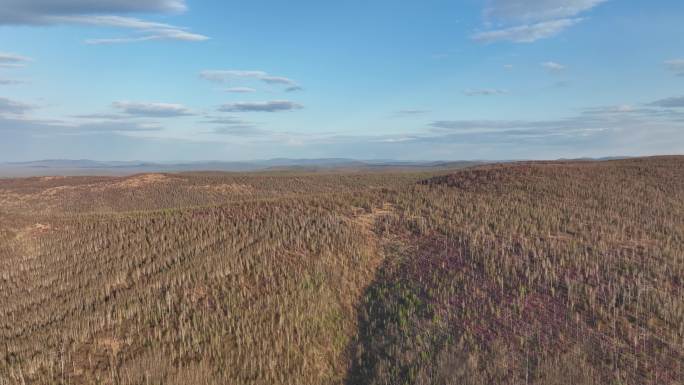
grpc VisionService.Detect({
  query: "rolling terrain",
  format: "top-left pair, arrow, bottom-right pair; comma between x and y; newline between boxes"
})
0,159 -> 482,177
0,157 -> 682,384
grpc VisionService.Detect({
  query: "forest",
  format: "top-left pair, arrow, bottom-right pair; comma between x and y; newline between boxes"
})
0,157 -> 682,385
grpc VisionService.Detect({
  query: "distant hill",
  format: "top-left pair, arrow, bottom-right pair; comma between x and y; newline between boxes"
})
1,157 -> 639,177
0,158 -> 484,177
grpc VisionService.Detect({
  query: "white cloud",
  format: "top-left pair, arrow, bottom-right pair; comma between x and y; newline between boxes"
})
473,18 -> 582,43
0,0 -> 186,21
0,98 -> 166,135
218,101 -> 303,113
474,0 -> 607,43
85,30 -> 207,44
260,76 -> 297,86
74,120 -> 163,132
113,101 -> 195,117
0,52 -> 32,68
54,15 -> 177,29
54,15 -> 209,44
430,97 -> 684,137
200,70 -> 300,90
665,59 -> 684,77
542,61 -> 566,72
485,0 -> 608,23
0,0 -> 207,44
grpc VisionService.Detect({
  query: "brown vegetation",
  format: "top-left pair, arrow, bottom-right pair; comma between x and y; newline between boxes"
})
0,157 -> 682,384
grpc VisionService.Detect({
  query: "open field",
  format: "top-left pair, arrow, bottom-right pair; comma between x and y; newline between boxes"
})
0,157 -> 682,384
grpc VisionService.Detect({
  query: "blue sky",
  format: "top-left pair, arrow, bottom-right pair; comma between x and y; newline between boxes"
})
0,0 -> 683,161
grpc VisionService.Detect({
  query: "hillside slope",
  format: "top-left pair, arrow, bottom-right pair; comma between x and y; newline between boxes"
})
1,158 -> 682,384
0,172 -> 419,385
349,157 -> 684,385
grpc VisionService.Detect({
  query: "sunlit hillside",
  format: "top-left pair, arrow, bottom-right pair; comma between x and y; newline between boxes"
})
1,157 -> 683,385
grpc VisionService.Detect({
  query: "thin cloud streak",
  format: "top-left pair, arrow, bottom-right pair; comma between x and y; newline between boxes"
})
212,126 -> 268,137
396,109 -> 430,115
473,18 -> 583,43
0,52 -> 33,68
0,79 -> 26,85
665,59 -> 684,76
200,70 -> 300,90
0,52 -> 32,64
112,101 -> 195,117
649,96 -> 684,108
542,61 -> 567,72
474,0 -> 607,43
0,97 -> 35,115
225,87 -> 257,93
218,101 -> 303,113
484,0 -> 608,23
0,1 -> 207,44
0,0 -> 187,21
463,89 -> 509,96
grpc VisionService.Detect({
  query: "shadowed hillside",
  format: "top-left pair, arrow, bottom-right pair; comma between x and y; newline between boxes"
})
348,157 -> 684,385
1,158 -> 682,384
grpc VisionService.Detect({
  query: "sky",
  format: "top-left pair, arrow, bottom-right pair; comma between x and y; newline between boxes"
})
0,0 -> 683,161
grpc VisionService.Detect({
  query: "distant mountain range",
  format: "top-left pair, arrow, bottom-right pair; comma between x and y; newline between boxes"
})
0,159 -> 485,177
0,156 -> 636,177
